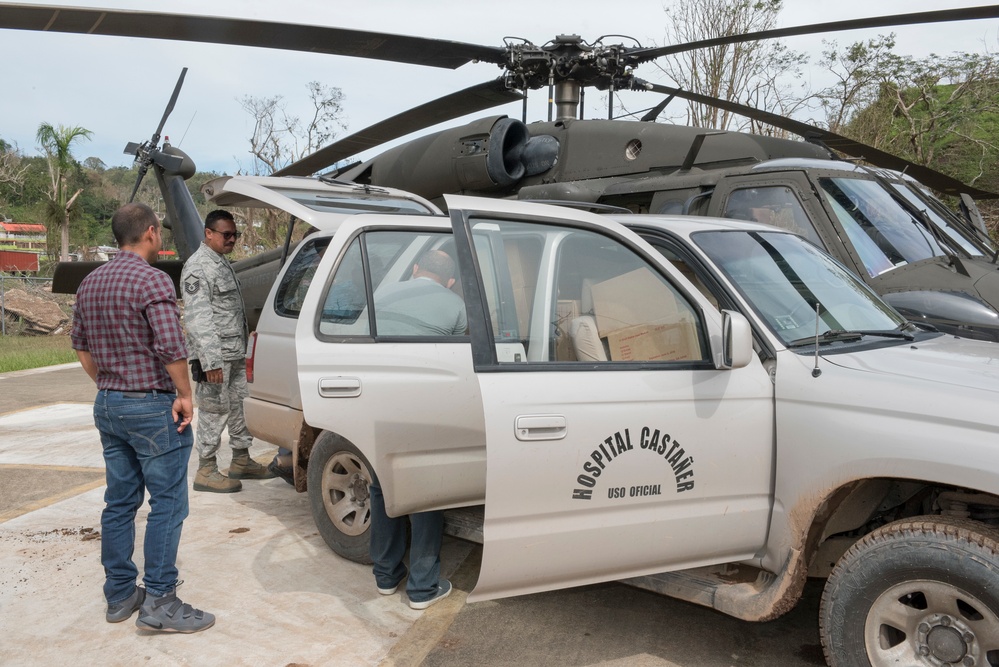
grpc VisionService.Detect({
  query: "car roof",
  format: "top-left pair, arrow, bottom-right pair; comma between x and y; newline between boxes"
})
609,213 -> 780,239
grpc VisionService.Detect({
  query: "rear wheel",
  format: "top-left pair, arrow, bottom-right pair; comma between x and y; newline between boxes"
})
307,431 -> 373,564
820,516 -> 999,667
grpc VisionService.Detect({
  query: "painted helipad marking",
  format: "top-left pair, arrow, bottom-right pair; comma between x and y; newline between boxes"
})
0,464 -> 105,523
0,404 -> 103,467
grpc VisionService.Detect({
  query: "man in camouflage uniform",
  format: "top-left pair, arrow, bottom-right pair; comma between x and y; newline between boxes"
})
181,210 -> 274,493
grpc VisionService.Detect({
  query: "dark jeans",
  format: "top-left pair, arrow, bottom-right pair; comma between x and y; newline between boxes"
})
94,389 -> 193,602
369,481 -> 444,603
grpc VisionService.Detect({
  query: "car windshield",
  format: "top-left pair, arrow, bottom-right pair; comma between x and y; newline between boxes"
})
819,177 -> 945,277
693,230 -> 906,347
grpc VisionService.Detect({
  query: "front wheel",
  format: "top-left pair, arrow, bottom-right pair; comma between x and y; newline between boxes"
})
307,431 -> 373,564
820,516 -> 999,667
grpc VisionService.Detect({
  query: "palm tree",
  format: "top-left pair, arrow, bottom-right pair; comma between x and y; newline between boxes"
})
36,122 -> 92,261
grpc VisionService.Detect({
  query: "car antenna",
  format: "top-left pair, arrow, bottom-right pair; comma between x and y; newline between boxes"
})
812,303 -> 823,378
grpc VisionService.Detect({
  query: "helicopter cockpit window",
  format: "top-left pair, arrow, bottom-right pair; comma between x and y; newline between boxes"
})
820,177 -> 945,276
723,186 -> 824,247
656,199 -> 685,215
889,183 -> 985,257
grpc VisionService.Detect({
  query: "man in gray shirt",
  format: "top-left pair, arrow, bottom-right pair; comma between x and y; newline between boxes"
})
368,248 -> 465,610
374,249 -> 467,336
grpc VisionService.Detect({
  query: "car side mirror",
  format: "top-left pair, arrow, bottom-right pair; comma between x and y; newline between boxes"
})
719,310 -> 753,369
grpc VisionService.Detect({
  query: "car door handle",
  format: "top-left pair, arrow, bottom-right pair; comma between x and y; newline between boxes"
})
318,377 -> 361,398
515,415 -> 567,441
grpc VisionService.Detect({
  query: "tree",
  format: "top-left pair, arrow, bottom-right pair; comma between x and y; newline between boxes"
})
35,122 -> 92,260
240,81 -> 345,175
819,43 -> 999,186
83,156 -> 107,171
652,0 -> 810,133
0,139 -> 29,209
816,35 -> 897,134
239,81 -> 347,249
818,41 -> 999,232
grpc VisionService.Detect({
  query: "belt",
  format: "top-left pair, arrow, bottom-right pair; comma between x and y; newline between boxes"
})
118,389 -> 174,398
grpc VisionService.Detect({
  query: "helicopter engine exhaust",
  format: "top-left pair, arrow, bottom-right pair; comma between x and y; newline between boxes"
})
339,116 -> 558,200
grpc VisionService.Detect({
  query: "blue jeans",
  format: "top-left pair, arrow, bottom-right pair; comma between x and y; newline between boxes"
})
94,389 -> 193,602
369,481 -> 444,603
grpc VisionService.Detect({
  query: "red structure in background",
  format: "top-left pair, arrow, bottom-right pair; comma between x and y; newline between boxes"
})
0,249 -> 40,273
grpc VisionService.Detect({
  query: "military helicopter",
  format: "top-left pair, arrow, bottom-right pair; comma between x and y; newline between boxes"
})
4,2 -> 999,337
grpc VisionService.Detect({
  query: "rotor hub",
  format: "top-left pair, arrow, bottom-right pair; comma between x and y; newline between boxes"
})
500,35 -> 646,119
501,36 -> 643,88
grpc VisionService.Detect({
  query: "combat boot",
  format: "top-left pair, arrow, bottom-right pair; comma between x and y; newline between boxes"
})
228,449 -> 278,480
193,457 -> 242,493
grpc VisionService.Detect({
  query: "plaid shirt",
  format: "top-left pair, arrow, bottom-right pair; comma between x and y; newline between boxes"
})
71,250 -> 188,391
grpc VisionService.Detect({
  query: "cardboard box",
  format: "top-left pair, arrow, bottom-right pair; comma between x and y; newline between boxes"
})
605,320 -> 701,362
590,268 -> 680,336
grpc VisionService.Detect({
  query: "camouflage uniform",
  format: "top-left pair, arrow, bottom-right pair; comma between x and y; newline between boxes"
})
181,242 -> 252,459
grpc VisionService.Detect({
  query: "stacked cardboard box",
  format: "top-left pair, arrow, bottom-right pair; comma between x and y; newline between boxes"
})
589,268 -> 701,362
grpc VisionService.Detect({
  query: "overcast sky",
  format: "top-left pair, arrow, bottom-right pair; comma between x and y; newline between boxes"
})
2,0 -> 998,174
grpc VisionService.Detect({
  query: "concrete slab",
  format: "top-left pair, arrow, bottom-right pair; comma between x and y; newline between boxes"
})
0,394 -> 473,666
0,363 -> 827,666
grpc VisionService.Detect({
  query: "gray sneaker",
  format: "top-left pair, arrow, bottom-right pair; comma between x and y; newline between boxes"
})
135,590 -> 215,633
106,585 -> 145,623
409,579 -> 452,610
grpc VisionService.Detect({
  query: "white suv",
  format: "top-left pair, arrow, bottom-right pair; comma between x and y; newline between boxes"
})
231,178 -> 999,667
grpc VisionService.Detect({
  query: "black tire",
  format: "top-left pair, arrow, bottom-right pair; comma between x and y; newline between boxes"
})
820,516 -> 999,667
307,431 -> 373,564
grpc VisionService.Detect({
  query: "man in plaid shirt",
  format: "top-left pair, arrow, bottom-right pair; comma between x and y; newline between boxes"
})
72,203 -> 214,634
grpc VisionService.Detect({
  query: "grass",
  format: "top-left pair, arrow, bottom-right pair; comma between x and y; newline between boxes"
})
0,334 -> 77,374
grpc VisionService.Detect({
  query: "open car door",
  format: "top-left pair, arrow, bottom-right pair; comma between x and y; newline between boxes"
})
443,197 -> 777,602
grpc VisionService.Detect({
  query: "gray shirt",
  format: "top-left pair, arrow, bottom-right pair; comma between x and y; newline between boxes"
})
374,276 -> 467,336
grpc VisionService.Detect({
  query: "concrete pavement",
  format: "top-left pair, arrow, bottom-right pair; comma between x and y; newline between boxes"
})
0,363 -> 474,666
0,362 -> 827,667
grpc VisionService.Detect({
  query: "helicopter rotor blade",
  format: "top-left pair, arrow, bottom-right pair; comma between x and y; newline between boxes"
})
0,4 -> 505,69
640,94 -> 674,122
276,79 -> 523,177
124,67 -> 190,202
152,67 -> 188,145
645,83 -> 999,199
127,164 -> 147,203
630,5 -> 999,62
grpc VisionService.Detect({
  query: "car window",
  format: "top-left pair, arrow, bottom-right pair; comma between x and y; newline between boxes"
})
320,237 -> 367,329
317,230 -> 466,339
273,236 -> 332,318
469,219 -> 708,364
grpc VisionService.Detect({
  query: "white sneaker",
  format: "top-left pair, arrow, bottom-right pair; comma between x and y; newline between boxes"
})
408,580 -> 452,610
377,582 -> 400,595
